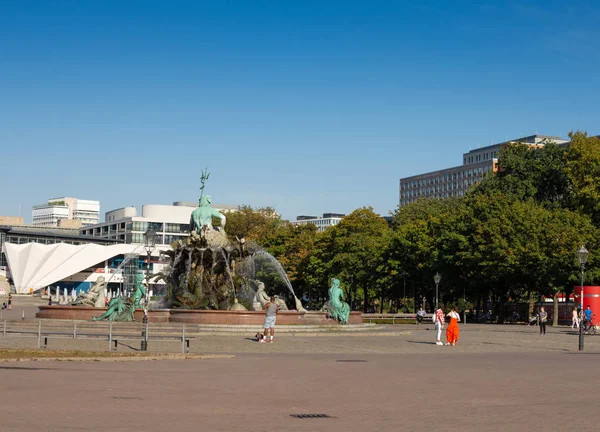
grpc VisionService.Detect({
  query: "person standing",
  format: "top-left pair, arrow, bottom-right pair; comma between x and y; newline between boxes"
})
7,294 -> 12,310
539,307 -> 548,335
446,307 -> 461,345
583,305 -> 594,333
572,307 -> 580,330
260,296 -> 279,343
433,305 -> 445,345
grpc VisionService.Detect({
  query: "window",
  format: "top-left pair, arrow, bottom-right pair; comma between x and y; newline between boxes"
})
132,221 -> 148,232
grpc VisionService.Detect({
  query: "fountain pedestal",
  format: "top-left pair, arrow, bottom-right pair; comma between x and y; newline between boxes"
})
36,306 -> 363,325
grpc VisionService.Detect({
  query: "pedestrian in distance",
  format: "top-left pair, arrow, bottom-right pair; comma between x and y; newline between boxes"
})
259,296 -> 279,343
539,307 -> 548,335
446,307 -> 461,345
416,306 -> 426,324
583,305 -> 594,334
572,306 -> 580,330
8,294 -> 12,310
433,304 -> 445,345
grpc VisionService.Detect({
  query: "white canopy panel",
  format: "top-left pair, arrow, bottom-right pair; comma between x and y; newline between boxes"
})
2,243 -> 147,293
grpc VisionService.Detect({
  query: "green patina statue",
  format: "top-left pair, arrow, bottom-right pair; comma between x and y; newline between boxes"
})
190,194 -> 227,234
189,168 -> 227,235
132,273 -> 146,308
92,296 -> 135,321
323,278 -> 351,325
187,169 -> 233,251
92,272 -> 146,321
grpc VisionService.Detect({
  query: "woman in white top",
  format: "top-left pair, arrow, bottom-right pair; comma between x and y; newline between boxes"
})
572,307 -> 580,330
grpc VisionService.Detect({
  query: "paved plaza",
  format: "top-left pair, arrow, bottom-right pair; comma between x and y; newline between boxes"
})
0,310 -> 598,432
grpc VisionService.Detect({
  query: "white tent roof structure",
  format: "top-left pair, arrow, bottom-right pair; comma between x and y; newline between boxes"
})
2,243 -> 149,293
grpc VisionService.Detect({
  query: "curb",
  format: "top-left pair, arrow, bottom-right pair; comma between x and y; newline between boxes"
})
0,353 -> 235,363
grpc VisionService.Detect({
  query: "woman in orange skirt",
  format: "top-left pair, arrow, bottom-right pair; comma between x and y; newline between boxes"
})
446,307 -> 461,345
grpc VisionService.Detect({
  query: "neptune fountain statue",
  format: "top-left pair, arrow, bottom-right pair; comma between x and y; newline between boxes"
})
153,169 -> 306,312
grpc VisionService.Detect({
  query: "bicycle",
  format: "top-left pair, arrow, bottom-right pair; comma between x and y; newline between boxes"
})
583,315 -> 597,334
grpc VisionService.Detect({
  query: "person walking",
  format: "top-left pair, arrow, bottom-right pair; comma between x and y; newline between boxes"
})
446,307 -> 461,345
7,294 -> 12,311
572,306 -> 580,330
433,305 -> 445,345
539,307 -> 548,335
259,296 -> 279,343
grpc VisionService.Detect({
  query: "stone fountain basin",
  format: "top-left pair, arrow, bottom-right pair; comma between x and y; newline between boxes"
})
36,306 -> 171,323
36,306 -> 362,325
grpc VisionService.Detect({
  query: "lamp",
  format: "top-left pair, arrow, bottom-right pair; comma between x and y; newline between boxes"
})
141,227 -> 158,350
577,245 -> 589,351
433,273 -> 441,310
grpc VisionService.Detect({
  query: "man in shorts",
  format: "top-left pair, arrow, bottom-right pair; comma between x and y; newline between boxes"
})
259,296 -> 279,343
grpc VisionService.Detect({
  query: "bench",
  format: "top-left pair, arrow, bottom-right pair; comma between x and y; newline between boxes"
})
362,313 -> 432,324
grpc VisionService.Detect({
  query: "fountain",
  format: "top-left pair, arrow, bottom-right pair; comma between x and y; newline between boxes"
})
154,168 -> 307,313
36,169 -> 361,325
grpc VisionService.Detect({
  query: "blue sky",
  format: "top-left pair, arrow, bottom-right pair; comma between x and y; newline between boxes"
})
1,0 -> 599,221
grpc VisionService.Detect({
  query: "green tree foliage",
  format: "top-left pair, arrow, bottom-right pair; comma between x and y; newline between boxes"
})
224,205 -> 282,241
389,198 -> 468,310
227,131 -> 600,320
259,223 -> 318,302
309,207 -> 390,312
473,140 -> 572,208
564,132 -> 600,225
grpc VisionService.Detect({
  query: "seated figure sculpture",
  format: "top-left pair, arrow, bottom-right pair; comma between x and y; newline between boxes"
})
253,281 -> 289,311
322,278 -> 350,324
92,273 -> 146,321
69,276 -> 106,307
92,296 -> 135,322
254,281 -> 270,310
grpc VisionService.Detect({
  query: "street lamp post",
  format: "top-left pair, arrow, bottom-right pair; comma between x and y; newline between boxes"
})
577,245 -> 589,351
141,227 -> 157,351
433,273 -> 441,311
402,272 -> 407,311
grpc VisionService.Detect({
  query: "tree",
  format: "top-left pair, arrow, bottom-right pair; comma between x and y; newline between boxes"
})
309,207 -> 390,312
260,223 -> 318,304
472,140 -> 572,208
564,132 -> 600,226
225,206 -> 282,241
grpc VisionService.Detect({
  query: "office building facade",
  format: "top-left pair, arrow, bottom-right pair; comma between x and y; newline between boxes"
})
399,135 -> 568,207
80,202 -> 240,244
290,213 -> 345,232
32,197 -> 100,227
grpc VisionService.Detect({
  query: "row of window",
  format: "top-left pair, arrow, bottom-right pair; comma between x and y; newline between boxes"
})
401,177 -> 482,198
464,151 -> 498,165
401,166 -> 491,190
2,236 -> 88,245
400,190 -> 467,206
82,222 -> 192,237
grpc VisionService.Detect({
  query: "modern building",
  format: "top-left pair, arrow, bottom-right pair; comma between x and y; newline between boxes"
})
32,197 -> 100,227
399,134 -> 569,207
81,201 -> 240,244
290,213 -> 345,232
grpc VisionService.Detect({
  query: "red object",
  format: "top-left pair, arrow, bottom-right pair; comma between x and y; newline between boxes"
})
573,286 -> 600,315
